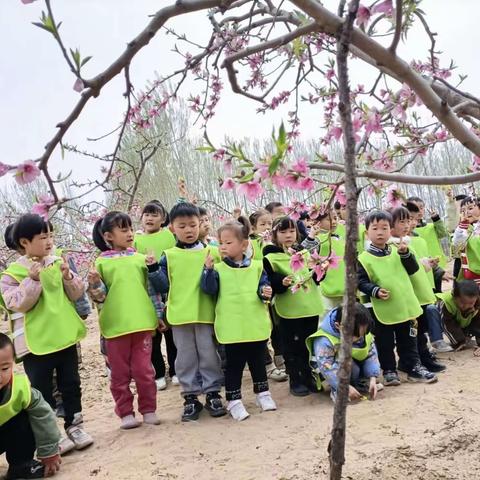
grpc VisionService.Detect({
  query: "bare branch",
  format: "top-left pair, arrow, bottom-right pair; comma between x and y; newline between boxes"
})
389,0 -> 403,53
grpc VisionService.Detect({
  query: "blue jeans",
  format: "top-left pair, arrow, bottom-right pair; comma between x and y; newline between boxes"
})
424,304 -> 443,343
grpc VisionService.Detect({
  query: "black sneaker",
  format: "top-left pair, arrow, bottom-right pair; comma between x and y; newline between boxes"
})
181,395 -> 203,422
6,460 -> 44,479
421,356 -> 447,373
204,392 -> 227,417
289,383 -> 310,397
407,364 -> 438,384
383,370 -> 401,386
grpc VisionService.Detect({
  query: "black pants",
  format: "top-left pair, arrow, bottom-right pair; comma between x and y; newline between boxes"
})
277,315 -> 318,386
373,315 -> 420,372
417,306 -> 433,362
0,410 -> 36,466
433,265 -> 444,293
224,341 -> 269,401
23,345 -> 81,429
151,329 -> 177,379
264,306 -> 284,365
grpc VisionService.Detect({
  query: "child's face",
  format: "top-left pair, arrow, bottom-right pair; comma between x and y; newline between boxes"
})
411,201 -> 425,219
104,225 -> 134,250
318,212 -> 338,232
462,202 -> 480,223
271,206 -> 285,219
392,217 -> 410,238
20,229 -> 54,259
199,215 -> 211,240
253,214 -> 272,234
367,219 -> 391,247
219,230 -> 247,260
338,205 -> 347,221
0,344 -> 14,390
172,215 -> 200,244
142,212 -> 163,234
276,227 -> 297,249
455,294 -> 478,314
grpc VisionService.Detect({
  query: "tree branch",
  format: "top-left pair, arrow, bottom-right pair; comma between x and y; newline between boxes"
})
389,0 -> 403,53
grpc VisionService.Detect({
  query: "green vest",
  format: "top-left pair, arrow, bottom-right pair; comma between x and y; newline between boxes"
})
335,223 -> 346,239
334,223 -> 366,253
96,253 -> 157,338
415,223 -> 446,268
165,247 -> 216,325
317,233 -> 345,299
410,236 -> 435,288
358,250 -> 422,324
465,232 -> 480,275
214,261 -> 271,343
134,229 -> 176,260
437,291 -> 477,329
306,328 -> 374,362
2,261 -> 86,355
250,237 -> 265,260
0,374 -> 31,426
391,243 -> 436,306
265,251 -> 324,319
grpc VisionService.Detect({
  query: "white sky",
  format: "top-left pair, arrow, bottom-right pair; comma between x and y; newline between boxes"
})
1,0 -> 479,189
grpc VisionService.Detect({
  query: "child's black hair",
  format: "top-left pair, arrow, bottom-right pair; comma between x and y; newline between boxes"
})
264,201 -> 283,213
4,223 -> 18,251
12,214 -> 53,245
333,200 -> 342,211
218,216 -> 250,242
142,200 -> 169,227
169,202 -> 200,223
0,332 -> 14,351
391,206 -> 410,224
405,201 -> 420,214
452,280 -> 479,298
198,206 -> 208,217
249,208 -> 271,228
406,196 -> 424,204
92,211 -> 132,252
271,216 -> 299,247
454,194 -> 468,202
335,303 -> 373,337
364,210 -> 393,229
460,196 -> 480,208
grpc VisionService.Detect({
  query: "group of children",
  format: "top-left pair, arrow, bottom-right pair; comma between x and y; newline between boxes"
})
1,191 -> 480,479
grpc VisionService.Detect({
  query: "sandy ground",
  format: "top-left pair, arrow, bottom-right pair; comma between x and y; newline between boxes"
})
2,315 -> 480,480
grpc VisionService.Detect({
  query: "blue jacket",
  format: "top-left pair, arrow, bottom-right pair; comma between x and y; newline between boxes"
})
313,308 -> 380,390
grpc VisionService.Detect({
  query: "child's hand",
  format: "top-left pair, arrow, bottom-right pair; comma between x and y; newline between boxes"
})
369,377 -> 378,400
428,208 -> 438,219
282,275 -> 293,287
262,285 -> 272,300
429,256 -> 440,267
40,453 -> 61,476
204,250 -> 214,270
308,222 -> 321,238
87,267 -> 101,286
378,288 -> 390,300
157,319 -> 168,333
145,251 -> 157,266
60,256 -> 73,281
348,385 -> 362,401
28,262 -> 42,282
397,237 -> 408,254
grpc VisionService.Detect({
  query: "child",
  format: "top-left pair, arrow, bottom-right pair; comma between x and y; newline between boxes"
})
198,206 -> 218,246
0,214 -> 92,451
263,216 -> 325,396
438,280 -> 480,355
357,210 -> 437,385
88,211 -> 160,429
389,207 -> 445,373
453,196 -> 480,284
307,303 -> 381,402
134,200 -> 178,390
0,333 -> 62,480
249,209 -> 273,261
149,203 -> 226,421
201,218 -> 276,421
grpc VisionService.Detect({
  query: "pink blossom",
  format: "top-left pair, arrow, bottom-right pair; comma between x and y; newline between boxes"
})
297,177 -> 315,191
31,194 -> 55,220
313,263 -> 326,280
326,69 -> 335,81
391,104 -> 406,122
237,180 -> 264,202
472,155 -> 480,172
327,252 -> 342,270
21,0 -> 37,4
223,160 -> 233,175
290,252 -> 305,272
364,110 -> 383,135
329,126 -> 343,140
14,160 -> 41,185
0,162 -> 12,177
352,112 -> 363,132
335,186 -> 347,206
221,178 -> 236,190
254,162 -> 270,181
291,157 -> 309,175
356,5 -> 371,28
435,130 -> 448,141
73,78 -> 84,92
372,0 -> 393,15
212,149 -> 226,161
271,173 -> 287,189
384,184 -> 403,209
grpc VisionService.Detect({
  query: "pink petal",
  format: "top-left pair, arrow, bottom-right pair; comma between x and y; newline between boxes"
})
73,78 -> 84,92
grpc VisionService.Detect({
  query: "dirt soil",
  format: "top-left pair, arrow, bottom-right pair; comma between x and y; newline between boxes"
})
2,315 -> 480,480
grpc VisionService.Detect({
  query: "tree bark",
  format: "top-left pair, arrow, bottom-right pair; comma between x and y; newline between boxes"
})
329,1 -> 359,479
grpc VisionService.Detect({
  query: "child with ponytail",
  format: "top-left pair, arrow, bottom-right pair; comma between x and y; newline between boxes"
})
88,212 -> 160,430
201,217 -> 276,421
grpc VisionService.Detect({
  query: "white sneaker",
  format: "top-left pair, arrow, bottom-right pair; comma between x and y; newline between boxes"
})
171,375 -> 180,386
120,414 -> 141,430
267,367 -> 288,382
155,377 -> 167,391
59,436 -> 75,455
143,412 -> 161,425
66,425 -> 94,450
431,340 -> 454,353
256,391 -> 277,411
227,400 -> 250,421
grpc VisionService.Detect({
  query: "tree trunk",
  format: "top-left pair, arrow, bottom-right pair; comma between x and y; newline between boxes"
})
329,1 -> 359,479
